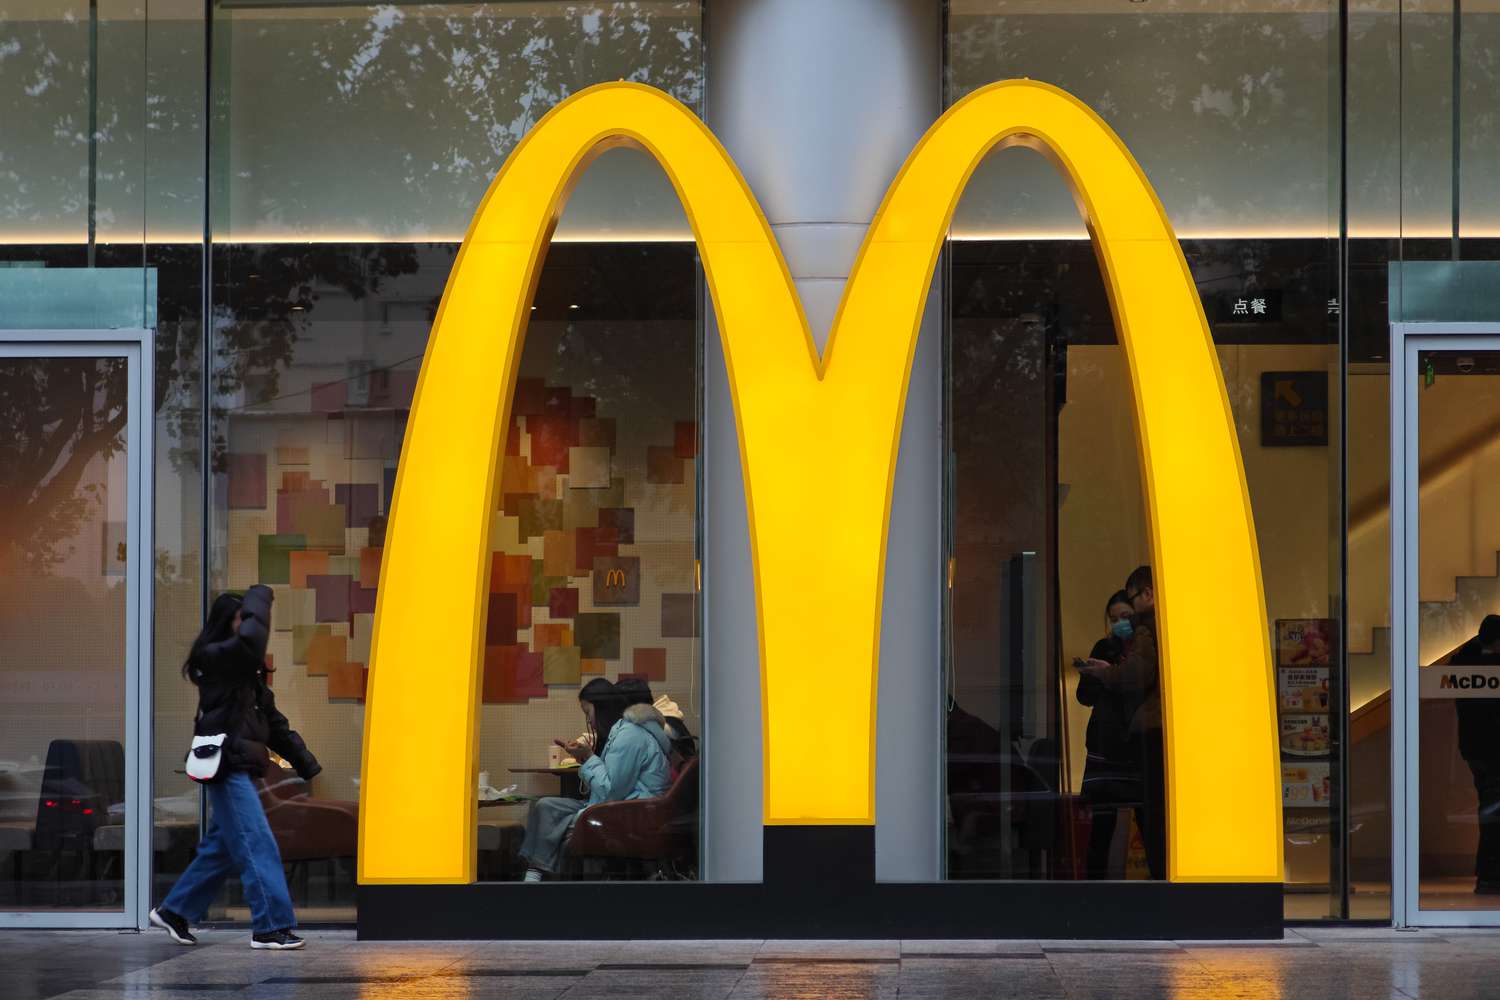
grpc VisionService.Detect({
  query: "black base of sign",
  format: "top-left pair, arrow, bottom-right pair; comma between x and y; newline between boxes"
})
357,826 -> 1283,940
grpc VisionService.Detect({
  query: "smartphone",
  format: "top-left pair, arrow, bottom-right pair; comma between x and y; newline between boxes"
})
1072,657 -> 1091,670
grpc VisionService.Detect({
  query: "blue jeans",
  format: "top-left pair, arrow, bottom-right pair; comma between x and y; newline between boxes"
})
161,771 -> 295,933
519,796 -> 586,874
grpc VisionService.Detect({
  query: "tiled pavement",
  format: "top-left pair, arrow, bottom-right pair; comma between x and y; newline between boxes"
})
5,927 -> 1500,999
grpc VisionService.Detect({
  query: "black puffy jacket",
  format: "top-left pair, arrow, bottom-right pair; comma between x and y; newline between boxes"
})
1077,635 -> 1137,777
188,585 -> 321,780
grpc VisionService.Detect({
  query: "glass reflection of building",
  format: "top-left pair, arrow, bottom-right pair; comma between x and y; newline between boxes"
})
1,0 -> 1499,934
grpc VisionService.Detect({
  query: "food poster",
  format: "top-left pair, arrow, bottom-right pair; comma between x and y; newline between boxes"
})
1279,714 -> 1331,757
1282,761 -> 1331,808
1279,666 -> 1330,713
1275,619 -> 1335,858
1277,618 -> 1334,668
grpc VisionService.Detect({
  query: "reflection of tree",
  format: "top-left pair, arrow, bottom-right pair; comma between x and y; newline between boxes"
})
202,2 -> 703,456
0,11 -> 133,235
0,240 -> 420,572
0,357 -> 126,574
236,2 -> 703,234
0,1 -> 705,559
207,243 -> 421,471
945,11 -> 1339,231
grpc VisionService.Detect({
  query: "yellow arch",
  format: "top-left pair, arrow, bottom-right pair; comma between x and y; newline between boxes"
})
845,81 -> 1282,882
358,80 -> 1282,886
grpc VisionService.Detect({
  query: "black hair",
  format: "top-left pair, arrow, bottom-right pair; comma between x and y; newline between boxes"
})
1125,565 -> 1153,596
1105,589 -> 1132,622
1481,615 -> 1500,646
578,677 -> 626,755
183,591 -> 243,681
615,677 -> 654,707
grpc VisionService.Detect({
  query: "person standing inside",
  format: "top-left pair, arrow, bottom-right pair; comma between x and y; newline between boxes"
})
1082,565 -> 1165,880
150,585 -> 320,949
1076,589 -> 1144,879
1450,614 -> 1500,895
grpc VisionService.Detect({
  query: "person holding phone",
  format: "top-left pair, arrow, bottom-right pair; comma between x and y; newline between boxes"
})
1080,566 -> 1166,880
519,677 -> 673,881
1075,590 -> 1144,879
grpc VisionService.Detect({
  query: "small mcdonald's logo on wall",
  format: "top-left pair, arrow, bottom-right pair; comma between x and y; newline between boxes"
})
592,556 -> 640,606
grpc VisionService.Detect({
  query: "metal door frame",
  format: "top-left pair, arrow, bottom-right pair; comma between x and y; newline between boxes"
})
1391,322 -> 1500,927
0,329 -> 154,930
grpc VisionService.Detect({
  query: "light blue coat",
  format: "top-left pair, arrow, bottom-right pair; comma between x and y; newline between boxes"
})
579,703 -> 673,804
519,703 -> 674,873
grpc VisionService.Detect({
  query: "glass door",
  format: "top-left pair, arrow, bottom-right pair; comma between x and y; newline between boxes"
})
1394,326 -> 1500,926
0,334 -> 149,927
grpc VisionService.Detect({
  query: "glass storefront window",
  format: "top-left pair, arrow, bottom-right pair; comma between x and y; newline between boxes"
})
1343,0 -> 1402,922
944,2 -> 1343,904
1,0 -> 172,923
197,1 -> 703,916
0,355 -> 131,912
0,1 -> 150,326
8,0 -> 1500,933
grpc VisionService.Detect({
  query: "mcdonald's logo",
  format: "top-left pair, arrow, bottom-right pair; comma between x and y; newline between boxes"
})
358,80 -> 1284,887
603,570 -> 626,589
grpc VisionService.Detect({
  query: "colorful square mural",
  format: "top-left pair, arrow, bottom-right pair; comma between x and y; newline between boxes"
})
223,376 -> 698,709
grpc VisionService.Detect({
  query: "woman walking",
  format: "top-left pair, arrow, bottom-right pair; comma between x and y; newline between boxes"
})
150,585 -> 320,949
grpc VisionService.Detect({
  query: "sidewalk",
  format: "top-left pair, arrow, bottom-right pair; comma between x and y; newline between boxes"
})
4,926 -> 1499,999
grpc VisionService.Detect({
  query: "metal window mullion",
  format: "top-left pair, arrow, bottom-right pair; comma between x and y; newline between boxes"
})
1403,333 -> 1419,926
133,334 -> 156,930
123,343 -> 141,926
1389,322 -> 1408,928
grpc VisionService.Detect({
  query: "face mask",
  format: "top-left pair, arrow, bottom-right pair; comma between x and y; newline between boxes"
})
1110,618 -> 1134,640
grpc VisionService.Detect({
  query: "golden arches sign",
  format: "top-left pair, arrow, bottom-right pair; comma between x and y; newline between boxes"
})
357,80 -> 1283,886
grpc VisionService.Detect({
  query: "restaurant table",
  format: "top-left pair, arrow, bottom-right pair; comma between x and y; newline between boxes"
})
507,766 -> 584,799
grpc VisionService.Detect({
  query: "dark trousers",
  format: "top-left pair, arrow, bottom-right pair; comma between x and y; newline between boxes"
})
1468,760 -> 1500,886
1140,729 -> 1168,881
1085,802 -> 1145,880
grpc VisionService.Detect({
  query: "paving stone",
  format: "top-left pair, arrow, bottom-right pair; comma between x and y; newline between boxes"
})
755,939 -> 900,961
15,928 -> 1500,1000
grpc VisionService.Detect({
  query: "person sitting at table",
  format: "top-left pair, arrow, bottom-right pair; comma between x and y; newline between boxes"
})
519,678 -> 673,881
615,676 -> 654,708
615,677 -> 698,778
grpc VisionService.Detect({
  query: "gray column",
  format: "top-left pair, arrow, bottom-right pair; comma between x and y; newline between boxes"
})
701,0 -> 943,882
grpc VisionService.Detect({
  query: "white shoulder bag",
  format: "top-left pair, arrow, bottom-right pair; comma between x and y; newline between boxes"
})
185,733 -> 228,783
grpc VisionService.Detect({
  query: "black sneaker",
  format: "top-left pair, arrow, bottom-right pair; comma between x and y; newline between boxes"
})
149,907 -> 196,946
251,928 -> 305,950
